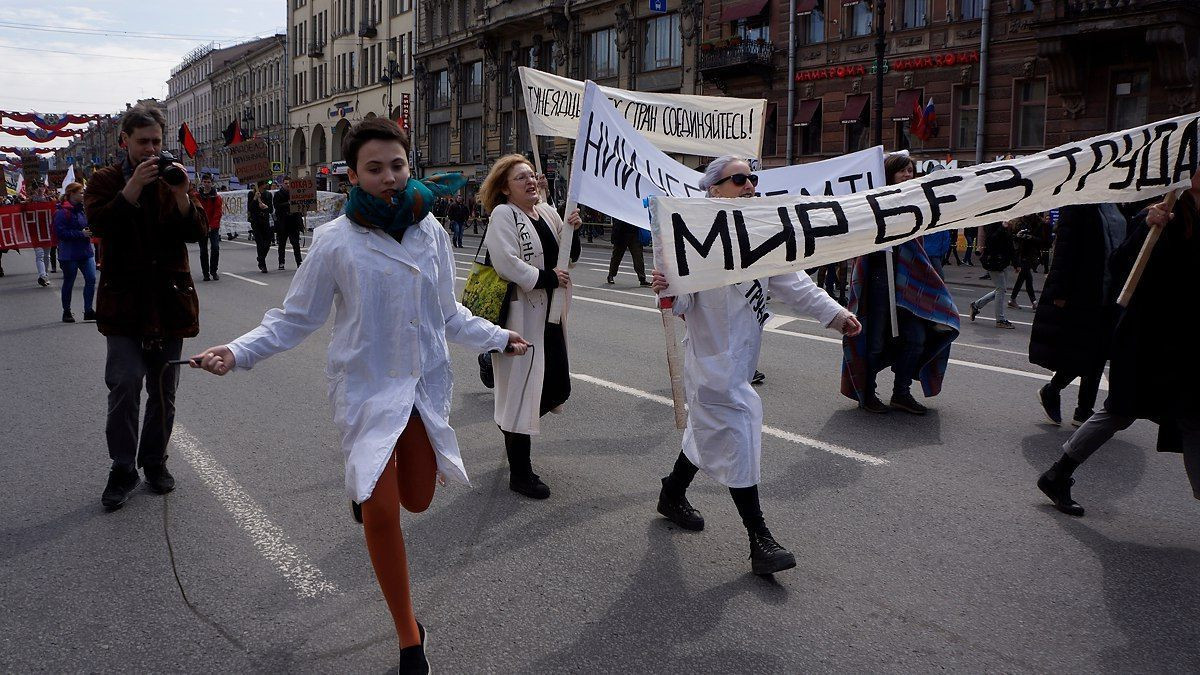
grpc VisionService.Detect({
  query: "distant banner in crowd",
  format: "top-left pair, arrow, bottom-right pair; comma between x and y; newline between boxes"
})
652,111 -> 1200,296
519,68 -> 766,159
0,202 -> 56,250
218,189 -> 346,237
568,81 -> 883,230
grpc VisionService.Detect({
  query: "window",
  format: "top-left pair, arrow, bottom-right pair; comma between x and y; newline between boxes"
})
431,70 -> 450,109
802,10 -> 824,44
585,28 -> 618,80
463,61 -> 483,102
462,118 -> 483,162
843,95 -> 870,152
953,84 -> 978,150
1110,70 -> 1149,132
735,15 -> 769,43
901,0 -> 927,28
1013,78 -> 1046,148
642,14 -> 681,71
430,123 -> 450,164
959,0 -> 981,20
457,0 -> 468,31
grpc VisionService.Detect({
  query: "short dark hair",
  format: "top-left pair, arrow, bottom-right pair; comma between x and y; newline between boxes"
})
120,103 -> 166,136
342,118 -> 410,171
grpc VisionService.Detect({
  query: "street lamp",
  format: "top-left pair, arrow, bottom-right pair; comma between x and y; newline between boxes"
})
380,50 -> 401,120
243,100 -> 255,139
872,0 -> 886,146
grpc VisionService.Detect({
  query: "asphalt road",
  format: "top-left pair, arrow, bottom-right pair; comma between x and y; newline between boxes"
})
2,232 -> 1197,673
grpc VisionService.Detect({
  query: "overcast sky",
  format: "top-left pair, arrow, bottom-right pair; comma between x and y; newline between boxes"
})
0,0 -> 285,150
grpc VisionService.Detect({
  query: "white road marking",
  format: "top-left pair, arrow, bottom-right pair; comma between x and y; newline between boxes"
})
172,425 -> 339,599
222,272 -> 269,286
572,373 -> 887,466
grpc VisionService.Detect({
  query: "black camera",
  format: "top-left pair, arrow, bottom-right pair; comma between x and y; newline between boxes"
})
157,151 -> 188,186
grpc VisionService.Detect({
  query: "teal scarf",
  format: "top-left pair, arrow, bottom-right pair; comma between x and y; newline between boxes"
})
344,173 -> 468,242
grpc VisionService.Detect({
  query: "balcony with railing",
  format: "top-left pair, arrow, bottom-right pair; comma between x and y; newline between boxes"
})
358,19 -> 379,38
307,40 -> 326,57
699,39 -> 773,74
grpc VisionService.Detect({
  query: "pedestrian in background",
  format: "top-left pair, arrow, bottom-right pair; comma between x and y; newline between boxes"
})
53,182 -> 96,323
480,153 -> 582,500
83,102 -> 208,511
1030,203 -> 1126,427
195,173 -> 222,281
32,185 -> 54,286
248,180 -> 273,273
272,176 -> 304,270
447,195 -> 468,248
1007,213 -> 1047,309
606,217 -> 649,286
922,228 -> 951,279
969,221 -> 1016,328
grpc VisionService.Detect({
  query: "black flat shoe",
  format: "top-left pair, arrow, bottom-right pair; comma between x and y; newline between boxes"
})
62,310 -> 75,323
889,391 -> 928,415
1037,471 -> 1085,517
859,393 -> 889,414
749,528 -> 796,576
1038,384 -> 1062,425
510,472 -> 550,499
656,481 -> 704,531
144,464 -> 176,494
398,622 -> 429,675
101,466 -> 141,511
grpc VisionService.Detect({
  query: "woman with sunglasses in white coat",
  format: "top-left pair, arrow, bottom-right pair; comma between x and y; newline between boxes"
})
651,156 -> 863,575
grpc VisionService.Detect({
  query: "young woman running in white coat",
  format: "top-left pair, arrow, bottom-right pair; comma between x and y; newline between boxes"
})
651,156 -> 863,575
190,119 -> 529,673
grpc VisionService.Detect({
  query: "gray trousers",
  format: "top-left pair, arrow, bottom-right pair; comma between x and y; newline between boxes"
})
1065,408 -> 1200,498
104,336 -> 183,470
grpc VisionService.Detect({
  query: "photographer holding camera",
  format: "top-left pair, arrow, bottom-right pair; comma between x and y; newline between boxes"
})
84,103 -> 208,511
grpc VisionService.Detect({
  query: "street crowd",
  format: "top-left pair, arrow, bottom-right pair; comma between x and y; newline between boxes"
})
7,103 -> 1197,674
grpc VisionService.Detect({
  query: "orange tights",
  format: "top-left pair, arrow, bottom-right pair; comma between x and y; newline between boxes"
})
360,413 -> 438,649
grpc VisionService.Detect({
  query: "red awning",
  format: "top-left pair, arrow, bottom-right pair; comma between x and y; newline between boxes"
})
893,90 -> 922,121
721,0 -> 770,23
795,0 -> 819,16
795,99 -> 821,126
840,94 -> 870,124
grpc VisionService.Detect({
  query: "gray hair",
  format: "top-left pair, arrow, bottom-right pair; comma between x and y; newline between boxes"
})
698,155 -> 746,194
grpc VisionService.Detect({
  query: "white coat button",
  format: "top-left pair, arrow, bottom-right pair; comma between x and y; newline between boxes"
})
388,369 -> 398,378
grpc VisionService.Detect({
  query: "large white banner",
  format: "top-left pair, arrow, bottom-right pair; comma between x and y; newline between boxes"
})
218,190 -> 346,237
568,81 -> 884,230
651,112 -> 1199,296
519,67 -> 767,159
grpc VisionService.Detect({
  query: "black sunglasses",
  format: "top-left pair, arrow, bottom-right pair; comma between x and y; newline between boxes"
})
713,172 -> 759,187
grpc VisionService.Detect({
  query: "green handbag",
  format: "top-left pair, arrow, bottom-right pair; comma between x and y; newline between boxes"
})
460,224 -> 512,325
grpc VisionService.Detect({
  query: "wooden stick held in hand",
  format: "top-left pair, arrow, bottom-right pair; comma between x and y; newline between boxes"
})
659,297 -> 688,430
1116,189 -> 1180,307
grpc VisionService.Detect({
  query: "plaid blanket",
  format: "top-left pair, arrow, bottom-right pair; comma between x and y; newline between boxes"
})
840,239 -> 960,401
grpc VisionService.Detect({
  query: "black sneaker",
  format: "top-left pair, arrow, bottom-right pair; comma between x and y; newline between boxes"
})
211,272 -> 220,281
62,310 -> 75,323
101,465 -> 141,511
859,393 -> 889,414
639,280 -> 652,287
751,370 -> 766,385
1038,385 -> 1062,425
889,391 -> 928,415
1037,470 -> 1085,516
144,464 -> 176,494
202,275 -> 210,281
748,528 -> 797,575
398,622 -> 429,675
996,319 -> 1015,329
969,302 -> 979,322
606,277 -> 615,284
510,472 -> 550,499
37,276 -> 49,287
656,481 -> 704,531
278,264 -> 286,270
83,309 -> 97,321
1070,409 -> 1092,428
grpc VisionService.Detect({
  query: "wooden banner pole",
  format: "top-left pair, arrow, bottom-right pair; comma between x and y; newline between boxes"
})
1116,189 -> 1180,308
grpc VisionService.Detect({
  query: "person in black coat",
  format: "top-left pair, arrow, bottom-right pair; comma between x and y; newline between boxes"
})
606,218 -> 649,286
247,180 -> 274,273
1037,183 -> 1200,516
272,179 -> 304,270
1029,203 -> 1126,426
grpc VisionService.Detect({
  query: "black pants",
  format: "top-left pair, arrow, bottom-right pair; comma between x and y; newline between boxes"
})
277,226 -> 302,266
662,451 -> 766,533
1048,367 -> 1103,418
1010,266 -> 1036,303
252,222 -> 273,266
104,336 -> 182,470
608,238 -> 646,282
198,229 -> 220,278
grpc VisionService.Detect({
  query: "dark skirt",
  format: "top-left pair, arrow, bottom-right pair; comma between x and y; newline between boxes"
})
539,321 -> 570,416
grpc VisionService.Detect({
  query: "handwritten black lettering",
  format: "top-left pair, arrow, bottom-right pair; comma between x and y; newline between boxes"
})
868,188 -> 924,244
778,201 -> 849,257
673,210 -> 733,276
975,165 -> 1033,218
920,175 -> 963,230
1172,116 -> 1199,184
1136,121 -> 1177,189
1048,146 -> 1085,196
734,209 -> 796,268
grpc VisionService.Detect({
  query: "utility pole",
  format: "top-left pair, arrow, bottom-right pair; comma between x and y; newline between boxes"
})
873,0 -> 886,147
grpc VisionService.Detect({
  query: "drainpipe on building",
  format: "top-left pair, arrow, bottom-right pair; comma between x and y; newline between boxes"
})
973,0 -> 991,166
786,0 -> 796,164
283,33 -> 290,174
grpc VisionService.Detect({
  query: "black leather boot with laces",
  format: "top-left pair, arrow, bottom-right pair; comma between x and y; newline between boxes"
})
748,527 -> 796,576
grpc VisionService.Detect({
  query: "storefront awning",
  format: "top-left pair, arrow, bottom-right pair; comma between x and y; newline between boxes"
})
721,0 -> 770,23
840,94 -> 870,124
795,99 -> 821,127
893,89 -> 922,121
795,0 -> 820,16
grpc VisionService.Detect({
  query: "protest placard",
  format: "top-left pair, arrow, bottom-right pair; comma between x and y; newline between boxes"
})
651,111 -> 1199,296
230,138 -> 271,184
288,178 -> 317,213
520,67 -> 766,159
567,81 -> 884,230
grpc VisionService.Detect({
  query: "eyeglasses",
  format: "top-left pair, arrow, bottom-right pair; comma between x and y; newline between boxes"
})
712,173 -> 759,187
509,173 -> 537,183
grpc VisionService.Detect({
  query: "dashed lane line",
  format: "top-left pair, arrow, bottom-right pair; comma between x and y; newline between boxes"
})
221,272 -> 269,286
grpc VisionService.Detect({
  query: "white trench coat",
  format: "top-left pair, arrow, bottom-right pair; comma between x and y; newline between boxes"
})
484,202 -> 572,435
227,213 -> 509,503
670,272 -> 844,488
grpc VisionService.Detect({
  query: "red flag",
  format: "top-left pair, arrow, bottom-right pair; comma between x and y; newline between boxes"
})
222,119 -> 242,147
178,123 -> 198,158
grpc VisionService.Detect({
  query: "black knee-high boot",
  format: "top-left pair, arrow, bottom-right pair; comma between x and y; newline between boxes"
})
730,484 -> 796,576
656,452 -> 704,531
503,430 -> 549,499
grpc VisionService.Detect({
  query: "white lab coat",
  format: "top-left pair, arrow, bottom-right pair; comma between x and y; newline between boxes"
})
670,272 -> 844,488
227,213 -> 509,502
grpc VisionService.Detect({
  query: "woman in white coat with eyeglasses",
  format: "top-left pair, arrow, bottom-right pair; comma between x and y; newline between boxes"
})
651,155 -> 863,576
